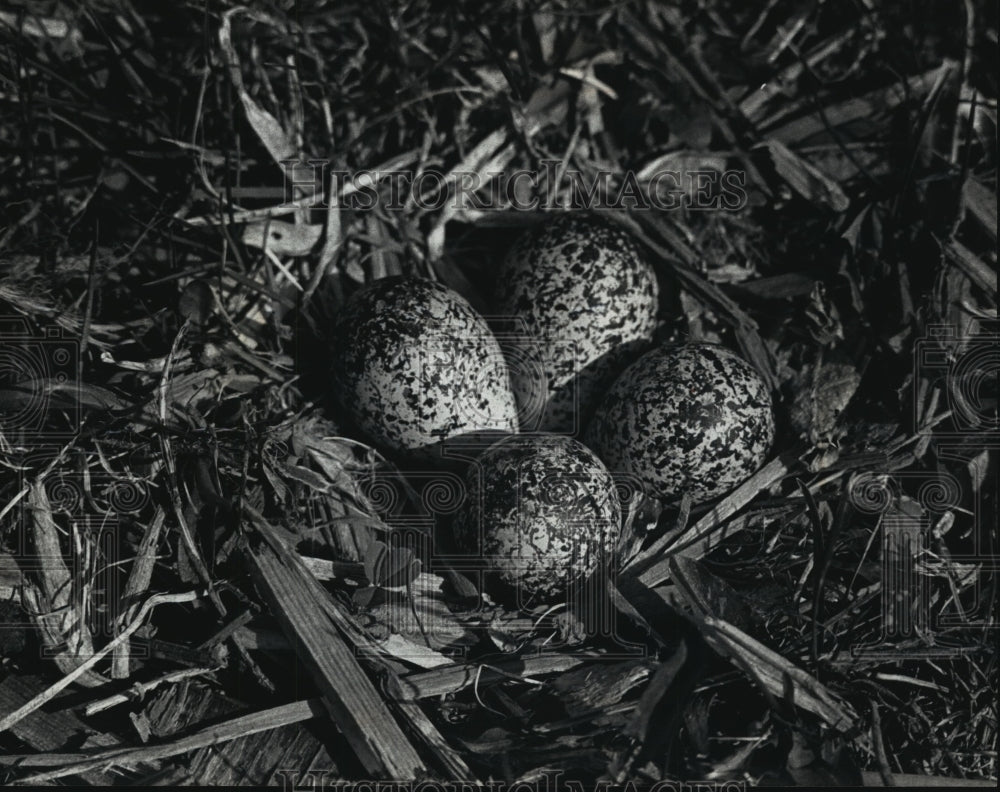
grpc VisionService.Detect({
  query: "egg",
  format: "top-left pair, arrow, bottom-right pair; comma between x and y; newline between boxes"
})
586,343 -> 774,503
330,276 -> 519,461
493,214 -> 659,435
451,434 -> 620,603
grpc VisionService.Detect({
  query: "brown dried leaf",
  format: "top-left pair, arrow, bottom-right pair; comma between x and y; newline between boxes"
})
218,9 -> 298,166
517,78 -> 572,137
242,220 -> 322,257
368,596 -> 477,652
363,539 -> 420,588
551,660 -> 655,717
178,279 -> 215,325
366,631 -> 453,669
788,353 -> 862,451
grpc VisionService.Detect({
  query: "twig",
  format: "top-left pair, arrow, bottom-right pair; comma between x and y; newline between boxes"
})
0,590 -> 204,735
240,507 -> 429,779
85,667 -> 217,716
6,698 -> 327,784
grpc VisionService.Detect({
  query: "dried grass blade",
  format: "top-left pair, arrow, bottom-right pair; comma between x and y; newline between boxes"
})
941,237 -> 997,294
4,699 -> 327,784
668,563 -> 863,742
623,212 -> 778,389
308,187 -> 342,302
623,641 -> 688,743
23,480 -> 106,687
963,178 -> 997,240
740,29 -> 857,122
762,61 -> 958,144
218,9 -> 297,166
628,446 -> 803,587
0,591 -> 204,736
757,139 -> 850,212
112,505 -> 166,678
240,510 -> 428,779
156,326 -> 224,614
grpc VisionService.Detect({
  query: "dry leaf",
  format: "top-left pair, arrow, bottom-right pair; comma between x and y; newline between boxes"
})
788,351 -> 862,469
366,632 -> 453,669
218,9 -> 297,166
242,220 -> 322,257
552,660 -> 655,717
363,539 -> 421,589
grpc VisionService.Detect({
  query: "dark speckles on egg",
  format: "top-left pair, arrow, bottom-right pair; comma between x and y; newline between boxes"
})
330,277 -> 519,461
451,434 -> 621,603
586,343 -> 775,503
494,214 -> 660,435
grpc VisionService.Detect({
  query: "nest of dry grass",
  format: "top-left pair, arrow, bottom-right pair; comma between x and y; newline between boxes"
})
0,0 -> 996,787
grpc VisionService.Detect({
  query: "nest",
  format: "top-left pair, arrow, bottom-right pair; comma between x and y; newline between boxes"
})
0,0 -> 996,786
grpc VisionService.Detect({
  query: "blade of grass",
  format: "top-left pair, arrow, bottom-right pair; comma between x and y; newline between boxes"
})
627,446 -> 805,588
239,508 -> 428,779
112,504 -> 166,678
0,591 -> 204,736
940,237 -> 997,294
622,211 -> 779,390
3,698 -> 327,783
760,61 -> 957,144
660,565 -> 866,744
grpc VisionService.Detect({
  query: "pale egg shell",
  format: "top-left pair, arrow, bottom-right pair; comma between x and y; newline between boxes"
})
451,434 -> 621,603
493,214 -> 659,435
331,277 -> 519,462
586,343 -> 774,503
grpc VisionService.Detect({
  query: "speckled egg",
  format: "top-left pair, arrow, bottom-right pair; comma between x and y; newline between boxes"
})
330,277 -> 519,461
493,214 -> 659,435
586,343 -> 774,503
451,434 -> 620,603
